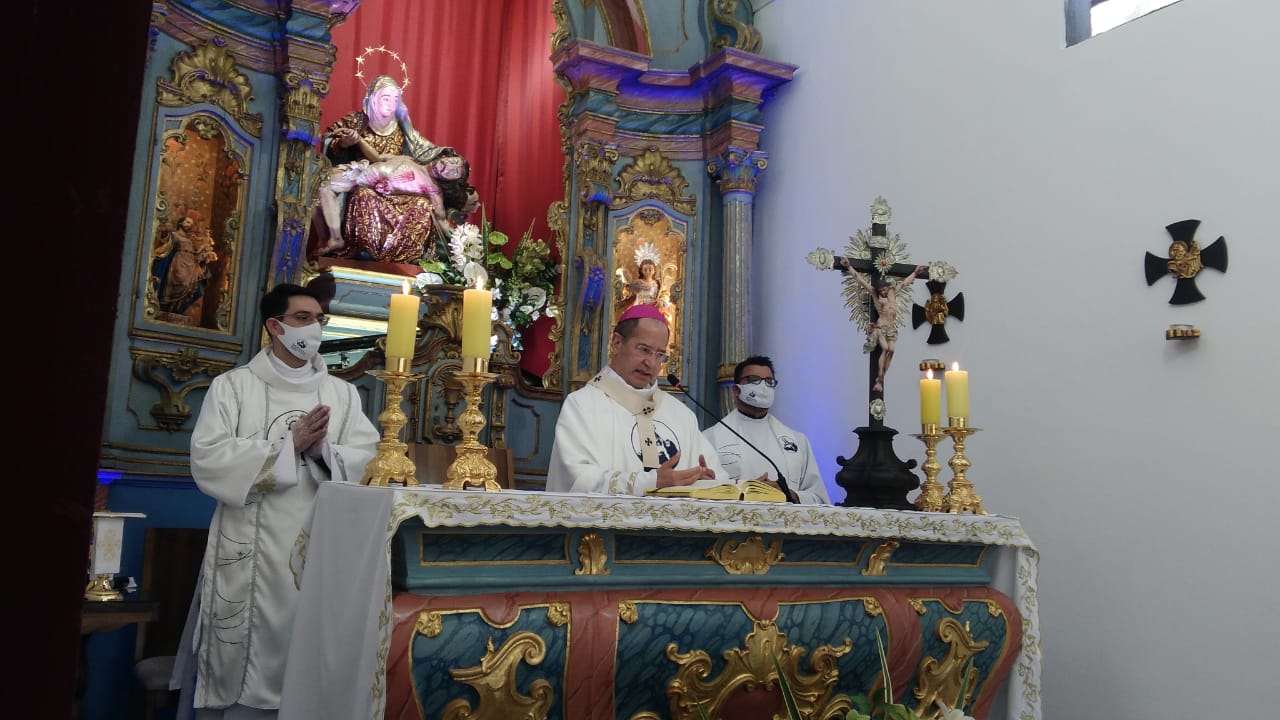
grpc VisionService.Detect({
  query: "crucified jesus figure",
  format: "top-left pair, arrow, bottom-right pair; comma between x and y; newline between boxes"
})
842,260 -> 928,392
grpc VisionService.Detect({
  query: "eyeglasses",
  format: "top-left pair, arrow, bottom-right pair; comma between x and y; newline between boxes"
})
740,375 -> 778,387
276,312 -> 329,327
630,342 -> 670,365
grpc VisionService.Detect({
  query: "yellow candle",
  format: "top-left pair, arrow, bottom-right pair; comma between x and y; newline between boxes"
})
461,281 -> 493,363
386,280 -> 420,361
920,369 -> 942,426
944,362 -> 969,420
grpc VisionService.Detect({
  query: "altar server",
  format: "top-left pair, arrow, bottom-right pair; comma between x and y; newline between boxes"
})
547,303 -> 723,495
172,283 -> 379,719
703,355 -> 830,504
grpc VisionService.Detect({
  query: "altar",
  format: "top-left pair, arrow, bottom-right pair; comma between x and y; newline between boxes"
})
278,483 -> 1040,720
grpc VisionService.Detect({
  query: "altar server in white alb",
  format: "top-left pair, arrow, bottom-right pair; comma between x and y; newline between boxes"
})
703,356 -> 830,504
172,283 -> 379,719
548,303 -> 725,495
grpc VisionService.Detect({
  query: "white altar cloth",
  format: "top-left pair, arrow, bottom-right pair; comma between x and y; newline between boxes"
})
278,483 -> 1041,720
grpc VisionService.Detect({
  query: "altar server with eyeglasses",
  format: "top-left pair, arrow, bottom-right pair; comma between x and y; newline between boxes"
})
547,303 -> 724,496
171,283 -> 379,719
702,356 -> 830,505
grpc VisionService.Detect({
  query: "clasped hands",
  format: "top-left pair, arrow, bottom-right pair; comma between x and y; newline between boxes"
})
654,452 -> 716,489
292,404 -> 330,459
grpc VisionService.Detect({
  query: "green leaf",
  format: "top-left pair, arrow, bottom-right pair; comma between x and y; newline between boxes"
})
770,653 -> 803,720
487,230 -> 509,247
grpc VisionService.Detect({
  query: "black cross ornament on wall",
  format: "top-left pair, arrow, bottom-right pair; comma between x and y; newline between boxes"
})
1144,219 -> 1228,305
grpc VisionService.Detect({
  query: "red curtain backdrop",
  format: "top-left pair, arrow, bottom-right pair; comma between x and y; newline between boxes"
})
322,0 -> 565,379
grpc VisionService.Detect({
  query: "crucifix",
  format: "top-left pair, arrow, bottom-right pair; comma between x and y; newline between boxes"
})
806,197 -> 957,510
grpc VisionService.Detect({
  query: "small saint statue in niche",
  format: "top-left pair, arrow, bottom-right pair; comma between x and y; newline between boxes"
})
615,241 -> 676,327
152,210 -> 219,322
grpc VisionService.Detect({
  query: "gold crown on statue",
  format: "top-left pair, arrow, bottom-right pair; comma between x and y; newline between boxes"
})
355,45 -> 410,89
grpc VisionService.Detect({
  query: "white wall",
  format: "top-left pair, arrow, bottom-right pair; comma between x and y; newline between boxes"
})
752,0 -> 1278,717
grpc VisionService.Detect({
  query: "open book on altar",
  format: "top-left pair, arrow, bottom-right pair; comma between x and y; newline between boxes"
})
645,479 -> 787,503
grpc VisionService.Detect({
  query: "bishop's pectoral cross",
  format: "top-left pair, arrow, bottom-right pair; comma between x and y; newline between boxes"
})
806,197 -> 956,510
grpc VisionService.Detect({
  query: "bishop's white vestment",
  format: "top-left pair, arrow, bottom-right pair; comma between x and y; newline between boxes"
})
172,349 -> 378,715
547,367 -> 726,494
702,409 -> 830,504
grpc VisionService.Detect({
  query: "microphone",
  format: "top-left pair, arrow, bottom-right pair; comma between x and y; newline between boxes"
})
667,373 -> 798,503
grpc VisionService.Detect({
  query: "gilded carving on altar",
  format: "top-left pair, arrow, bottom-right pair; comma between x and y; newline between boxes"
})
145,113 -> 248,331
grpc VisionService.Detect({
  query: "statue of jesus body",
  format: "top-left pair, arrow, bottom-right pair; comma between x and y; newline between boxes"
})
842,259 -> 927,392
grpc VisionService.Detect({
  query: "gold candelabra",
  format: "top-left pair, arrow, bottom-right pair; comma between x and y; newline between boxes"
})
444,359 -> 503,492
362,357 -> 423,487
912,423 -> 946,512
942,417 -> 986,515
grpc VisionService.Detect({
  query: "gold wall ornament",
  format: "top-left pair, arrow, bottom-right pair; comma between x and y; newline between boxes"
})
708,0 -> 763,53
983,599 -> 1004,618
575,140 -> 620,200
130,348 -> 235,431
861,597 -> 885,617
541,199 -> 571,389
618,600 -> 639,624
706,536 -> 784,575
156,40 -> 263,137
547,602 -> 570,627
415,610 -> 443,638
574,532 -> 610,576
862,540 -> 900,576
648,620 -> 853,720
614,149 -> 697,215
441,633 -> 554,720
550,0 -> 571,52
911,617 -> 989,720
910,598 -> 928,615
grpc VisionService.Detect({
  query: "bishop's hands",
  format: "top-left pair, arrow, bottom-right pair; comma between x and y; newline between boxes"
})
752,473 -> 797,503
293,404 -> 330,459
655,452 -> 717,489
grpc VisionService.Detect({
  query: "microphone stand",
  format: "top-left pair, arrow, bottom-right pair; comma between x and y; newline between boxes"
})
667,373 -> 799,503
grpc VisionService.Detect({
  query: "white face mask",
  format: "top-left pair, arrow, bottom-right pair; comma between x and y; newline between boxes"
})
276,320 -> 324,362
737,382 -> 775,410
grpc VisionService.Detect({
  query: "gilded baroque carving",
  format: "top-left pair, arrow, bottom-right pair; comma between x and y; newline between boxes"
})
546,602 -> 570,627
707,146 -> 769,194
706,536 -> 783,575
130,348 -> 235,431
708,0 -> 763,53
634,621 -> 852,720
861,597 -> 884,618
574,532 -> 610,576
615,149 -> 696,215
441,633 -> 554,720
576,140 -> 619,203
541,198 -> 570,389
618,600 -> 639,624
415,610 -> 443,638
156,39 -> 263,137
910,598 -> 928,615
862,540 -> 900,576
911,617 -> 989,720
550,0 -> 571,52
984,599 -> 1004,617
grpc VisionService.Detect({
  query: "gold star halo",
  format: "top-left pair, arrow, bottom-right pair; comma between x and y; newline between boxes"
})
354,45 -> 410,89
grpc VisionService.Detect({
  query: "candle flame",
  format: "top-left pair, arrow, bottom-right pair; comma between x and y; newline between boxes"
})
401,279 -> 410,295
951,361 -> 960,371
926,369 -> 934,380
476,278 -> 486,292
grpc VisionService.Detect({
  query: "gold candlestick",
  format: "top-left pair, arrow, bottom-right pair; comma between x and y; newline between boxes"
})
444,361 -> 503,492
941,417 -> 986,515
362,357 -> 423,487
911,423 -> 946,512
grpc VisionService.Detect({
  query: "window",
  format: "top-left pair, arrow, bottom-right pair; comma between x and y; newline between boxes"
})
1066,0 -> 1184,45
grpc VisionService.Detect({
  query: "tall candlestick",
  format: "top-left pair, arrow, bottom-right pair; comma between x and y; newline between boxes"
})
944,361 -> 969,420
920,369 -> 942,426
386,280 -> 420,362
461,280 -> 493,365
